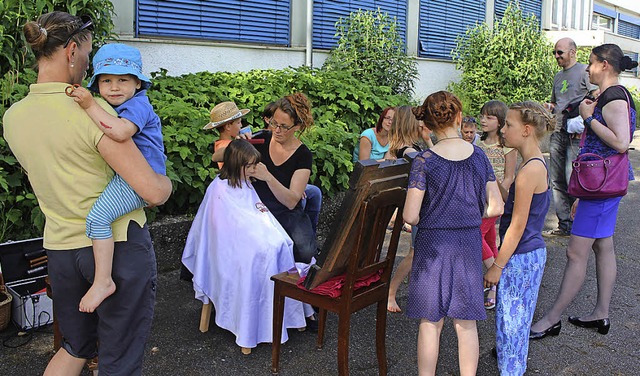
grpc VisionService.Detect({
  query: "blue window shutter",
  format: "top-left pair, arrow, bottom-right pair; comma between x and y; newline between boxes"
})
418,0 -> 486,59
494,0 -> 542,22
313,0 -> 408,50
618,17 -> 640,39
136,0 -> 291,46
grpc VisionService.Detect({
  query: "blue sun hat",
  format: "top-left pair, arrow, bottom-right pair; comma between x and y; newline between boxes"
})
87,43 -> 151,92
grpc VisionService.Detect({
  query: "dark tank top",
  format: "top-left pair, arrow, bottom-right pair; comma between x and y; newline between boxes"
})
499,158 -> 551,255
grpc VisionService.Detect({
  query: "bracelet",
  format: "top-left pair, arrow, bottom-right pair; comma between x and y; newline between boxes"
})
584,115 -> 594,129
493,261 -> 505,270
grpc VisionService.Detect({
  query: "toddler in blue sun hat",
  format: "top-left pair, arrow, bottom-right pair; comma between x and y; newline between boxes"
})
68,43 -> 167,313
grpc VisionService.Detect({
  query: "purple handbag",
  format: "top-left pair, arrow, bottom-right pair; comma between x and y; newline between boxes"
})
568,87 -> 632,199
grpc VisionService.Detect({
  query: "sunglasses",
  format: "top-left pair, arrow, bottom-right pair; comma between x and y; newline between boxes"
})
462,116 -> 476,123
552,50 -> 568,56
268,119 -> 296,132
63,15 -> 94,48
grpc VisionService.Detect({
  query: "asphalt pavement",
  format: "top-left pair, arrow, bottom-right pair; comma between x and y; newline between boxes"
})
1,137 -> 640,375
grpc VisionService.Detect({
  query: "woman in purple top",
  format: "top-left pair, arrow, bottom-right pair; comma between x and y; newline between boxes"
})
531,44 -> 637,339
403,91 -> 503,375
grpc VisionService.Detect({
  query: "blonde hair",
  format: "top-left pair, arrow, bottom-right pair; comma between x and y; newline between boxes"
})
508,101 -> 555,139
388,106 -> 420,158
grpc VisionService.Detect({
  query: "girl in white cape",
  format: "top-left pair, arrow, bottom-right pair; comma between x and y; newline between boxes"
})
182,139 -> 307,353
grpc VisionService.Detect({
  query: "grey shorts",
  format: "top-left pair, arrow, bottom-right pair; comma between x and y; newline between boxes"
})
47,221 -> 157,376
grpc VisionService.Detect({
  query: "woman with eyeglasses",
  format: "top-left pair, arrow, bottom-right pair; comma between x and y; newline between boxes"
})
530,44 -> 637,340
353,107 -> 395,161
3,11 -> 172,375
248,93 -> 318,265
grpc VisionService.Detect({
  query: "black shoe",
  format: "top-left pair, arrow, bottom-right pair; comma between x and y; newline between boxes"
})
305,316 -> 318,333
568,316 -> 610,335
529,320 -> 561,340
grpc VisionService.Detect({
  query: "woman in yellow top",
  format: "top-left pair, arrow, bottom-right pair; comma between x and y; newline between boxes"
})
3,11 -> 171,375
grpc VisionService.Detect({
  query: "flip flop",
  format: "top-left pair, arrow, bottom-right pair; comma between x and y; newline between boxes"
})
484,286 -> 496,310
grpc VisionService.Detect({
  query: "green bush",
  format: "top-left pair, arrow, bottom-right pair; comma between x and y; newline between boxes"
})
148,66 -> 408,216
449,1 -> 557,115
322,8 -> 418,98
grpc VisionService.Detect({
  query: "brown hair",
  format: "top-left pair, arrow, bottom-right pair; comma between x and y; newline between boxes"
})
412,91 -> 462,132
592,43 -> 639,74
274,92 -> 314,134
23,11 -> 92,61
508,101 -> 555,139
375,107 -> 395,133
480,100 -> 508,145
219,139 -> 261,189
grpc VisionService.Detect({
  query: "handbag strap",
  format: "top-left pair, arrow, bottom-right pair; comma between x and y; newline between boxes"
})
578,85 -> 632,148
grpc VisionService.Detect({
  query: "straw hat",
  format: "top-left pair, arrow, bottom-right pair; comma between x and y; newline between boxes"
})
203,102 -> 250,130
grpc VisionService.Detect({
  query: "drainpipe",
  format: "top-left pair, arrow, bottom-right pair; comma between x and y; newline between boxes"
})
306,0 -> 313,67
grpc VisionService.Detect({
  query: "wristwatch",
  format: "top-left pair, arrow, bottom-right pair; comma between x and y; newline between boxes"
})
584,116 -> 594,129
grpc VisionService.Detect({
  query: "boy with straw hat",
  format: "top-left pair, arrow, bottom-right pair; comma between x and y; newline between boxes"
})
205,101 -> 250,168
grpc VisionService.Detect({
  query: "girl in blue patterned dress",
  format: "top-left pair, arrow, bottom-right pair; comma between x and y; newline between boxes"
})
484,101 -> 553,375
404,91 -> 504,376
530,44 -> 637,340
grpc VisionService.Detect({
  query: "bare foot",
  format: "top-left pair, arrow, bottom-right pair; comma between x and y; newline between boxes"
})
387,296 -> 401,313
79,279 -> 116,313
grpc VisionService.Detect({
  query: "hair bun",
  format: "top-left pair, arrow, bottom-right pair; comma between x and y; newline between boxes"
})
621,55 -> 639,71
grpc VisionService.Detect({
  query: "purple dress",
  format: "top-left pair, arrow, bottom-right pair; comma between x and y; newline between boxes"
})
406,147 -> 496,321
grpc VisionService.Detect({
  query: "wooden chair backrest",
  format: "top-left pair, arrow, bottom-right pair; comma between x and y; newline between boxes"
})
304,159 -> 410,289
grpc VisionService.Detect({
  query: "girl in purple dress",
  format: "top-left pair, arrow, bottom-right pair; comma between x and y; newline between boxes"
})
404,91 -> 504,375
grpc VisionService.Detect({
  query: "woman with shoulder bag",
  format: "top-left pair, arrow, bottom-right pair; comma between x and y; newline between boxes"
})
530,44 -> 637,339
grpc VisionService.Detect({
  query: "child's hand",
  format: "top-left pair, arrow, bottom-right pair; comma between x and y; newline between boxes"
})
483,265 -> 503,289
69,86 -> 95,110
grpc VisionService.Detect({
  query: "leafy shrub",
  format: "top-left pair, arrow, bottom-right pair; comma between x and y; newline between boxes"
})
449,1 -> 557,115
322,8 -> 418,98
149,66 -> 407,216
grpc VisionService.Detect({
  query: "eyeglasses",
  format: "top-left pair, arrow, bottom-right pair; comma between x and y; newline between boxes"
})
462,116 -> 476,123
269,119 -> 296,132
384,116 -> 394,121
63,15 -> 94,48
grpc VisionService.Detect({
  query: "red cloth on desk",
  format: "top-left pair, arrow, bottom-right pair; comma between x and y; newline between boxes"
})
296,270 -> 382,298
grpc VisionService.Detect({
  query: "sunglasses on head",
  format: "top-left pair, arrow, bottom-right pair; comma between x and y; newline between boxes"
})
463,116 -> 476,123
63,15 -> 94,48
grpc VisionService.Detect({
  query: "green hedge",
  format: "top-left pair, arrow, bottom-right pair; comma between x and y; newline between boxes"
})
149,66 -> 409,216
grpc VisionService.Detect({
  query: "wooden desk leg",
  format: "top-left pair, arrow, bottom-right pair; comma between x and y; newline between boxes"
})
199,302 -> 212,333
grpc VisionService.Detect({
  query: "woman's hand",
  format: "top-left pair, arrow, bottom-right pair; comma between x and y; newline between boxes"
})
571,199 -> 579,220
484,265 -> 503,288
248,162 -> 273,183
579,98 -> 597,120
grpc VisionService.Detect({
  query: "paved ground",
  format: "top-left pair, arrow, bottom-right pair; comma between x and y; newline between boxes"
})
2,136 -> 640,375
